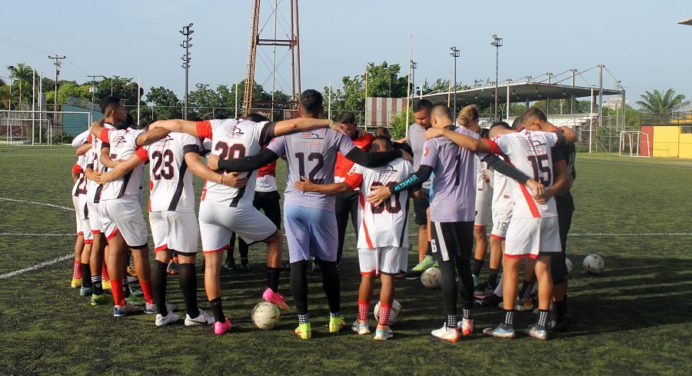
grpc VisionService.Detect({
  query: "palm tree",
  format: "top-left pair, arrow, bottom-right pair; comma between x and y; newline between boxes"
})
7,63 -> 34,108
636,89 -> 689,123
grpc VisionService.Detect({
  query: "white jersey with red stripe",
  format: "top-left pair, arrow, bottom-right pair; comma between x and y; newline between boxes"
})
86,124 -> 114,203
344,157 -> 413,249
491,158 -> 513,213
71,155 -> 88,197
195,119 -> 275,207
489,129 -> 558,219
144,132 -> 200,212
98,127 -> 146,202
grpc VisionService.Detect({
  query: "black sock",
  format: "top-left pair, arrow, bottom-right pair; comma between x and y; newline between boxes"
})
320,261 -> 341,314
91,275 -> 103,294
503,309 -> 515,327
267,267 -> 281,293
209,297 -> 225,323
438,260 -> 457,317
472,257 -> 484,277
447,314 -> 457,328
462,308 -> 472,320
178,263 -> 199,318
81,264 -> 92,288
488,268 -> 499,288
239,240 -> 249,265
537,310 -> 550,328
425,241 -> 432,256
290,261 -> 308,315
152,260 -> 168,315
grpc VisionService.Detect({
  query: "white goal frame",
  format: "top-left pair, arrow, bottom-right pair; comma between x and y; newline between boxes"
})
1,110 -> 93,146
619,130 -> 650,158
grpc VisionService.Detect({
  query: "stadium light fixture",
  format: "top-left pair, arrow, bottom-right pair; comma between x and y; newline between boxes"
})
450,47 -> 460,120
490,34 -> 503,121
180,23 -> 194,120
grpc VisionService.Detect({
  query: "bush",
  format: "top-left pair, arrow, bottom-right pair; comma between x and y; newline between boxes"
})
52,132 -> 74,144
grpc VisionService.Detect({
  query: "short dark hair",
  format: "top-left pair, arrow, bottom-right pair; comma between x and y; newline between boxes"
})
374,127 -> 390,138
413,99 -> 433,113
299,89 -> 323,116
338,111 -> 356,124
431,103 -> 452,120
523,107 -> 547,122
491,121 -> 511,130
371,135 -> 393,151
101,96 -> 121,115
246,113 -> 269,122
511,115 -> 523,129
126,114 -> 135,127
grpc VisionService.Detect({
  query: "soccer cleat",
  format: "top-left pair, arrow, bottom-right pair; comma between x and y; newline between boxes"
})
549,315 -> 571,332
374,325 -> 393,341
102,280 -> 112,290
185,309 -> 215,326
404,255 -> 435,279
329,316 -> 347,334
239,262 -> 249,271
127,285 -> 143,297
126,294 -> 145,306
262,288 -> 289,310
90,293 -> 108,306
294,323 -> 312,340
223,258 -> 236,271
213,318 -> 232,335
483,323 -> 516,339
457,318 -> 474,336
166,258 -> 179,275
113,303 -> 143,317
431,323 -> 460,343
145,302 -> 177,315
472,274 -> 480,288
155,311 -> 180,327
352,320 -> 371,335
525,324 -> 549,340
79,286 -> 93,297
476,293 -> 502,308
71,278 -> 82,289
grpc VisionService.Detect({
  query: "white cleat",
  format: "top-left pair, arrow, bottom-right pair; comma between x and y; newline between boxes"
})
185,309 -> 215,326
457,318 -> 474,336
145,302 -> 177,315
431,323 -> 460,343
155,311 -> 180,327
352,320 -> 371,335
113,303 -> 143,317
374,325 -> 394,341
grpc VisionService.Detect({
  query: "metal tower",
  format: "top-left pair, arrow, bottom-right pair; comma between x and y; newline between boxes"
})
243,0 -> 301,118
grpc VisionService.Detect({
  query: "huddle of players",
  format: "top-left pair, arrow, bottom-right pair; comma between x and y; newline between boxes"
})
68,89 -> 575,341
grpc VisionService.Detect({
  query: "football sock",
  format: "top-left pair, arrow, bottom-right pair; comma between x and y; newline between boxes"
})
73,260 -> 81,279
209,297 -> 225,323
462,308 -> 472,320
101,262 -> 109,282
140,280 -> 154,305
447,314 -> 457,329
357,300 -> 369,322
152,261 -> 168,315
425,241 -> 432,256
112,278 -> 125,306
290,260 -> 309,315
178,263 -> 199,318
537,310 -> 550,328
267,267 -> 281,293
472,257 -> 484,277
378,303 -> 391,327
555,297 -> 568,321
81,264 -> 92,287
503,309 -> 515,327
438,260 -> 457,317
91,275 -> 103,294
320,261 -> 341,314
298,313 -> 310,324
456,258 -> 475,309
329,311 -> 341,318
488,268 -> 499,288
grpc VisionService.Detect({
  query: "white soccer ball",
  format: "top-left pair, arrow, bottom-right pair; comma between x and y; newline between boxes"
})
251,301 -> 281,329
421,267 -> 442,289
374,300 -> 402,326
582,254 -> 605,275
565,258 -> 573,275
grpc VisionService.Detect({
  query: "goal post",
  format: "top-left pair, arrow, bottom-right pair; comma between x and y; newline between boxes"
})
619,130 -> 650,157
0,110 -> 93,146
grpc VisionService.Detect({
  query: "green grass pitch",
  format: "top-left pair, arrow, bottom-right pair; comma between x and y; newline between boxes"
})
0,145 -> 690,375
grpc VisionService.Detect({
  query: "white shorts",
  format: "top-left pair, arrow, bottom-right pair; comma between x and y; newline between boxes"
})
86,200 -> 104,235
474,187 -> 492,228
72,196 -> 93,243
198,201 -> 277,254
504,216 -> 561,259
358,246 -> 408,275
149,211 -> 199,254
100,199 -> 148,247
491,200 -> 513,239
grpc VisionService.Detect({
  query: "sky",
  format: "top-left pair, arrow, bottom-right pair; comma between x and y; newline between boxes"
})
1,0 -> 691,106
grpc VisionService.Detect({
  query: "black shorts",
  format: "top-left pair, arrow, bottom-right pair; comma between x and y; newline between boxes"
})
429,221 -> 474,262
413,189 -> 430,225
555,192 -> 574,254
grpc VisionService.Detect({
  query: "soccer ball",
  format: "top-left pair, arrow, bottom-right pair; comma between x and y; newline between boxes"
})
251,301 -> 281,329
582,254 -> 605,275
374,300 -> 402,326
421,267 -> 441,289
565,257 -> 573,275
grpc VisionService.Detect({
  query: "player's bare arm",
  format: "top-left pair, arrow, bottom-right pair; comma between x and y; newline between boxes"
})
294,177 -> 352,195
75,144 -> 91,156
272,118 -> 348,137
149,119 -> 199,136
99,146 -> 120,169
184,151 -> 247,189
535,160 -> 571,204
84,166 -> 101,182
99,153 -> 146,184
368,164 -> 433,206
424,127 -> 492,153
134,127 -> 171,147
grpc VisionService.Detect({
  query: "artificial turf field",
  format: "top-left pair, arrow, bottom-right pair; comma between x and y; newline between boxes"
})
0,145 -> 690,376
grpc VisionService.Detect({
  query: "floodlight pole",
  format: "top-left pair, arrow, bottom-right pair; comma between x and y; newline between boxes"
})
48,55 -> 66,134
491,35 -> 503,121
180,23 -> 194,120
450,47 -> 460,120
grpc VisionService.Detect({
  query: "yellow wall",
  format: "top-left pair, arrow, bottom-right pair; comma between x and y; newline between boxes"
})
652,126 -> 680,157
679,133 -> 692,159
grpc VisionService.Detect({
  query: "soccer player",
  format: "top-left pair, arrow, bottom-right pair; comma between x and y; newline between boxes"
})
294,135 -> 412,341
420,107 -> 576,340
368,104 -> 539,342
403,99 -> 436,279
151,107 -> 345,335
70,149 -> 92,289
333,112 -> 374,266
212,89 -> 404,340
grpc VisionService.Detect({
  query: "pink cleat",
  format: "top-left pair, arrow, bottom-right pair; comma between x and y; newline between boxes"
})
213,317 -> 232,335
262,287 -> 289,310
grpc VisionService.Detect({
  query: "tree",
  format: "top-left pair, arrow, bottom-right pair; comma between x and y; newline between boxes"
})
636,89 -> 689,123
145,86 -> 181,120
388,108 -> 412,140
7,63 -> 34,108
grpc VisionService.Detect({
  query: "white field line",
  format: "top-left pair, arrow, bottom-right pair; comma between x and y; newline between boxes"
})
569,233 -> 692,237
0,233 -> 73,236
0,197 -> 74,211
0,254 -> 72,280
